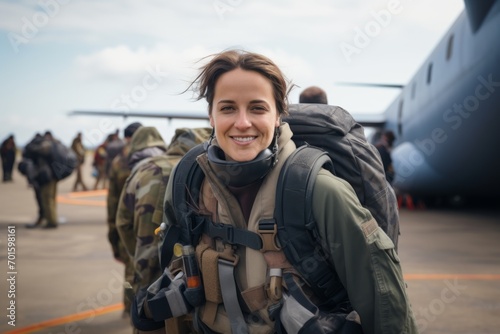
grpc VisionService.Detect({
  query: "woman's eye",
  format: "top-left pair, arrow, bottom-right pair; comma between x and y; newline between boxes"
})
251,106 -> 266,112
220,106 -> 235,112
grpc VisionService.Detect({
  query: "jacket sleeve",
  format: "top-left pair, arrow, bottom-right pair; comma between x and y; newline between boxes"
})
130,166 -> 167,290
116,178 -> 136,260
312,169 -> 418,334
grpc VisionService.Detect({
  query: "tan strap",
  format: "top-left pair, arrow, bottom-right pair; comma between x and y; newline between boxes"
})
218,243 -> 239,265
198,246 -> 223,304
201,302 -> 218,327
241,284 -> 267,313
165,315 -> 191,334
263,250 -> 292,269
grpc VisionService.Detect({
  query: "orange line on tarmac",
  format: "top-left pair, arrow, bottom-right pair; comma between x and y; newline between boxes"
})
4,303 -> 124,334
404,274 -> 500,280
57,196 -> 106,207
67,189 -> 108,198
56,189 -> 108,207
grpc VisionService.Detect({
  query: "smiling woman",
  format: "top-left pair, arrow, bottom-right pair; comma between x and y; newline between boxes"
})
209,68 -> 280,162
130,49 -> 419,334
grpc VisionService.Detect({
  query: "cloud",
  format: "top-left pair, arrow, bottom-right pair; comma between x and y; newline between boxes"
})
1,0 -> 466,146
73,44 -> 211,81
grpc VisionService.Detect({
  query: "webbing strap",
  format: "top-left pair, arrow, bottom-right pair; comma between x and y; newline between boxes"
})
204,220 -> 262,250
283,272 -> 318,314
218,259 -> 248,334
276,146 -> 348,309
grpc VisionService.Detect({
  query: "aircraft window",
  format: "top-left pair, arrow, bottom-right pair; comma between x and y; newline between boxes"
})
427,63 -> 433,85
446,34 -> 454,61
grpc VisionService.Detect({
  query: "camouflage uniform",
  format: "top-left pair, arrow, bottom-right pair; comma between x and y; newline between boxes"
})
107,122 -> 143,316
107,143 -> 135,314
116,127 -> 211,314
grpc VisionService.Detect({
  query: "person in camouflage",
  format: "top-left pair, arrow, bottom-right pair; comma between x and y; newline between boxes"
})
71,132 -> 88,191
116,127 -> 211,330
106,122 -> 142,316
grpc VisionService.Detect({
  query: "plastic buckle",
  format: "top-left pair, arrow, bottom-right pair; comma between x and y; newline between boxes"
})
258,220 -> 281,252
218,244 -> 239,266
209,222 -> 234,244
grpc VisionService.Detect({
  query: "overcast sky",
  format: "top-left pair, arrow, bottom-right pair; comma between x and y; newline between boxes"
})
1,0 -> 464,148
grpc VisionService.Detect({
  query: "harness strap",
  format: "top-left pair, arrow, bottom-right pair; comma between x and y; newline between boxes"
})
241,284 -> 267,313
219,259 -> 248,334
203,219 -> 262,250
283,272 -> 318,314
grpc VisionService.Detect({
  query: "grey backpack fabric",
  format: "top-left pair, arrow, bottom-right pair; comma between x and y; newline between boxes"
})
50,141 -> 78,181
283,103 -> 400,248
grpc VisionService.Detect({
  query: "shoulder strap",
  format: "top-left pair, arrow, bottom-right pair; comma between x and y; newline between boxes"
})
160,144 -> 206,270
275,145 -> 347,308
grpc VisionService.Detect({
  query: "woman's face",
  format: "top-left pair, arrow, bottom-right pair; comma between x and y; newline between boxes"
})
210,68 -> 280,162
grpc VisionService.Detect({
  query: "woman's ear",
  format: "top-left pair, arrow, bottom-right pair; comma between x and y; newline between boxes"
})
275,115 -> 281,127
209,114 -> 215,127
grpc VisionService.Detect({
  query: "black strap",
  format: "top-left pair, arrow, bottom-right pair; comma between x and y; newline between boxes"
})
159,143 -> 206,270
284,272 -> 318,314
171,144 -> 207,244
203,219 -> 263,250
130,287 -> 166,331
275,145 -> 347,309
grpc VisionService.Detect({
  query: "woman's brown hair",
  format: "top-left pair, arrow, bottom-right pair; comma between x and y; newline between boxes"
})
189,49 -> 292,116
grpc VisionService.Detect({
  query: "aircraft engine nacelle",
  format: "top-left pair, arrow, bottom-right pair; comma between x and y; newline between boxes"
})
391,142 -> 450,195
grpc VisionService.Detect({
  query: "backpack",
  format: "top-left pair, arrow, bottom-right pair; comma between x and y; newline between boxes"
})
50,141 -> 78,181
161,103 -> 399,310
282,104 -> 399,247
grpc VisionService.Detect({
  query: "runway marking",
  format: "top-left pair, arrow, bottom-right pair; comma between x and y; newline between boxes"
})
56,189 -> 108,207
405,274 -> 500,280
4,303 -> 124,334
67,189 -> 108,198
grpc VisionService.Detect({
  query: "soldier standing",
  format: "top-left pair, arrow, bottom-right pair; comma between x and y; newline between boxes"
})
116,127 -> 211,332
106,122 -> 142,317
1,134 -> 16,182
24,131 -> 60,229
21,133 -> 46,228
71,132 -> 88,191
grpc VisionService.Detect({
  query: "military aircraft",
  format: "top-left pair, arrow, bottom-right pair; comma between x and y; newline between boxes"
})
70,0 -> 500,201
379,0 -> 500,199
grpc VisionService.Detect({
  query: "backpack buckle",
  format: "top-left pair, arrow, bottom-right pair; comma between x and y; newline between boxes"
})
258,219 -> 281,252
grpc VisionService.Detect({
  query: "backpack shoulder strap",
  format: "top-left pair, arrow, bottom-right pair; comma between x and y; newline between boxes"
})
160,143 -> 206,270
275,145 -> 332,228
275,145 -> 347,307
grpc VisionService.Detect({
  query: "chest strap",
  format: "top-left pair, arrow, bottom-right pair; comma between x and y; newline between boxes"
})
201,216 -> 263,250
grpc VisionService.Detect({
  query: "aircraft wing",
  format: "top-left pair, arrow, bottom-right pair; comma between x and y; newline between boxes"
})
69,110 -> 209,121
69,109 -> 386,127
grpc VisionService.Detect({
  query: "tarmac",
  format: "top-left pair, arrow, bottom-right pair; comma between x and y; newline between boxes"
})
0,154 -> 499,334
